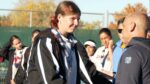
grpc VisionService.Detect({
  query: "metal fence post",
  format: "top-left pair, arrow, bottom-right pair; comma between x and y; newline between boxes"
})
104,10 -> 109,27
29,11 -> 32,28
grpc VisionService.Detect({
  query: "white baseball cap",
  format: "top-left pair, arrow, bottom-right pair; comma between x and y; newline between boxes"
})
84,40 -> 96,47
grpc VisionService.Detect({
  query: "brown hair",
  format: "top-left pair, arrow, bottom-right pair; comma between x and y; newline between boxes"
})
0,35 -> 21,60
51,1 -> 81,27
99,28 -> 112,39
32,29 -> 41,37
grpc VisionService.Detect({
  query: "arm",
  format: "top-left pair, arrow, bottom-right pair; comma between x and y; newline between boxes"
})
76,42 -> 112,84
92,41 -> 114,79
5,51 -> 14,84
108,40 -> 114,64
99,40 -> 114,78
30,38 -> 65,84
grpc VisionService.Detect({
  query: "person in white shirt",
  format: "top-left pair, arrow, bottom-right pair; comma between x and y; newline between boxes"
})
93,28 -> 114,80
84,39 -> 97,60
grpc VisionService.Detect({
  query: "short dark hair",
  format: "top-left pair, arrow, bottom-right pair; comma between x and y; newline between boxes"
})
99,28 -> 112,39
32,29 -> 41,37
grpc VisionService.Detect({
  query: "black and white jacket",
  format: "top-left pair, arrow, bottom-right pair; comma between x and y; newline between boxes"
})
27,28 -> 111,84
6,47 -> 28,84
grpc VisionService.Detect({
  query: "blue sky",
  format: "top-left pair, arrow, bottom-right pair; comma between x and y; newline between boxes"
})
73,0 -> 149,13
0,0 -> 149,25
58,0 -> 149,26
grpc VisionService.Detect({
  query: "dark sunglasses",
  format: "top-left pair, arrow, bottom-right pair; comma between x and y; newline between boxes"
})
117,29 -> 123,33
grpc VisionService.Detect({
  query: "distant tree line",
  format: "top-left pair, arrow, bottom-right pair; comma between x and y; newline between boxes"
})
0,1 -> 147,29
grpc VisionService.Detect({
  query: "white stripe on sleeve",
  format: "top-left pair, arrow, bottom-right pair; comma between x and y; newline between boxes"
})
46,38 -> 60,73
78,52 -> 93,84
37,40 -> 48,84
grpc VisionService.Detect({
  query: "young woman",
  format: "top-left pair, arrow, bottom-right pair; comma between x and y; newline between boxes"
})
84,39 -> 97,58
27,1 -> 111,84
22,29 -> 41,83
1,35 -> 27,84
93,28 -> 114,80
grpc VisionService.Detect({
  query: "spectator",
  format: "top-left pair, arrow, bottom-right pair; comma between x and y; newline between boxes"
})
25,29 -> 41,71
146,30 -> 150,38
115,13 -> 150,84
27,1 -> 111,84
84,39 -> 97,58
93,28 -> 114,80
112,17 -> 126,79
31,29 -> 41,43
0,35 -> 28,84
21,29 -> 41,84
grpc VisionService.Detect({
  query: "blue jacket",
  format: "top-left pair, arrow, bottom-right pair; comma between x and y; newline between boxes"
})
113,40 -> 124,73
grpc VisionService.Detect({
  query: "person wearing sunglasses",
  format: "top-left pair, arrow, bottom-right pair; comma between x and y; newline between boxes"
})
115,13 -> 150,84
112,17 -> 126,84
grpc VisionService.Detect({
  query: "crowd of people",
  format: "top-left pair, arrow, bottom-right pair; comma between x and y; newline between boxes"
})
0,1 -> 150,84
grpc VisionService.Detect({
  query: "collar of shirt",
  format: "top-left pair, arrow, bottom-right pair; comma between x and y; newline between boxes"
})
51,28 -> 77,49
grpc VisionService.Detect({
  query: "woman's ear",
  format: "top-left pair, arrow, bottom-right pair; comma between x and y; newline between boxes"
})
57,14 -> 62,22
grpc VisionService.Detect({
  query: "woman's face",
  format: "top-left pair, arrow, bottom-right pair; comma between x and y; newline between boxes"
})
85,45 -> 96,57
57,14 -> 80,37
99,32 -> 111,48
12,38 -> 22,50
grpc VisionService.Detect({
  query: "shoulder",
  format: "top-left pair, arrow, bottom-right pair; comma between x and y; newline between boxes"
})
76,41 -> 84,48
96,46 -> 105,52
123,46 -> 140,57
34,28 -> 54,42
121,46 -> 143,65
126,44 -> 149,56
124,45 -> 150,63
76,41 -> 87,54
116,40 -> 122,45
33,29 -> 56,47
93,46 -> 105,56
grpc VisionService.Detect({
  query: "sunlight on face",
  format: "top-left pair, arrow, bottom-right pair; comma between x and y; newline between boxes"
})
100,32 -> 111,48
12,39 -> 22,50
58,14 -> 80,36
85,46 -> 96,56
121,19 -> 130,44
118,23 -> 123,41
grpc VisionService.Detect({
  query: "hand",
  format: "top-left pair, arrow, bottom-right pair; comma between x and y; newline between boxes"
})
107,40 -> 114,62
108,40 -> 114,50
11,79 -> 16,84
100,69 -> 113,79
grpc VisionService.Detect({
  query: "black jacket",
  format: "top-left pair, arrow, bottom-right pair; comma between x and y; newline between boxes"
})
27,28 -> 111,84
116,37 -> 150,84
6,48 -> 27,84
